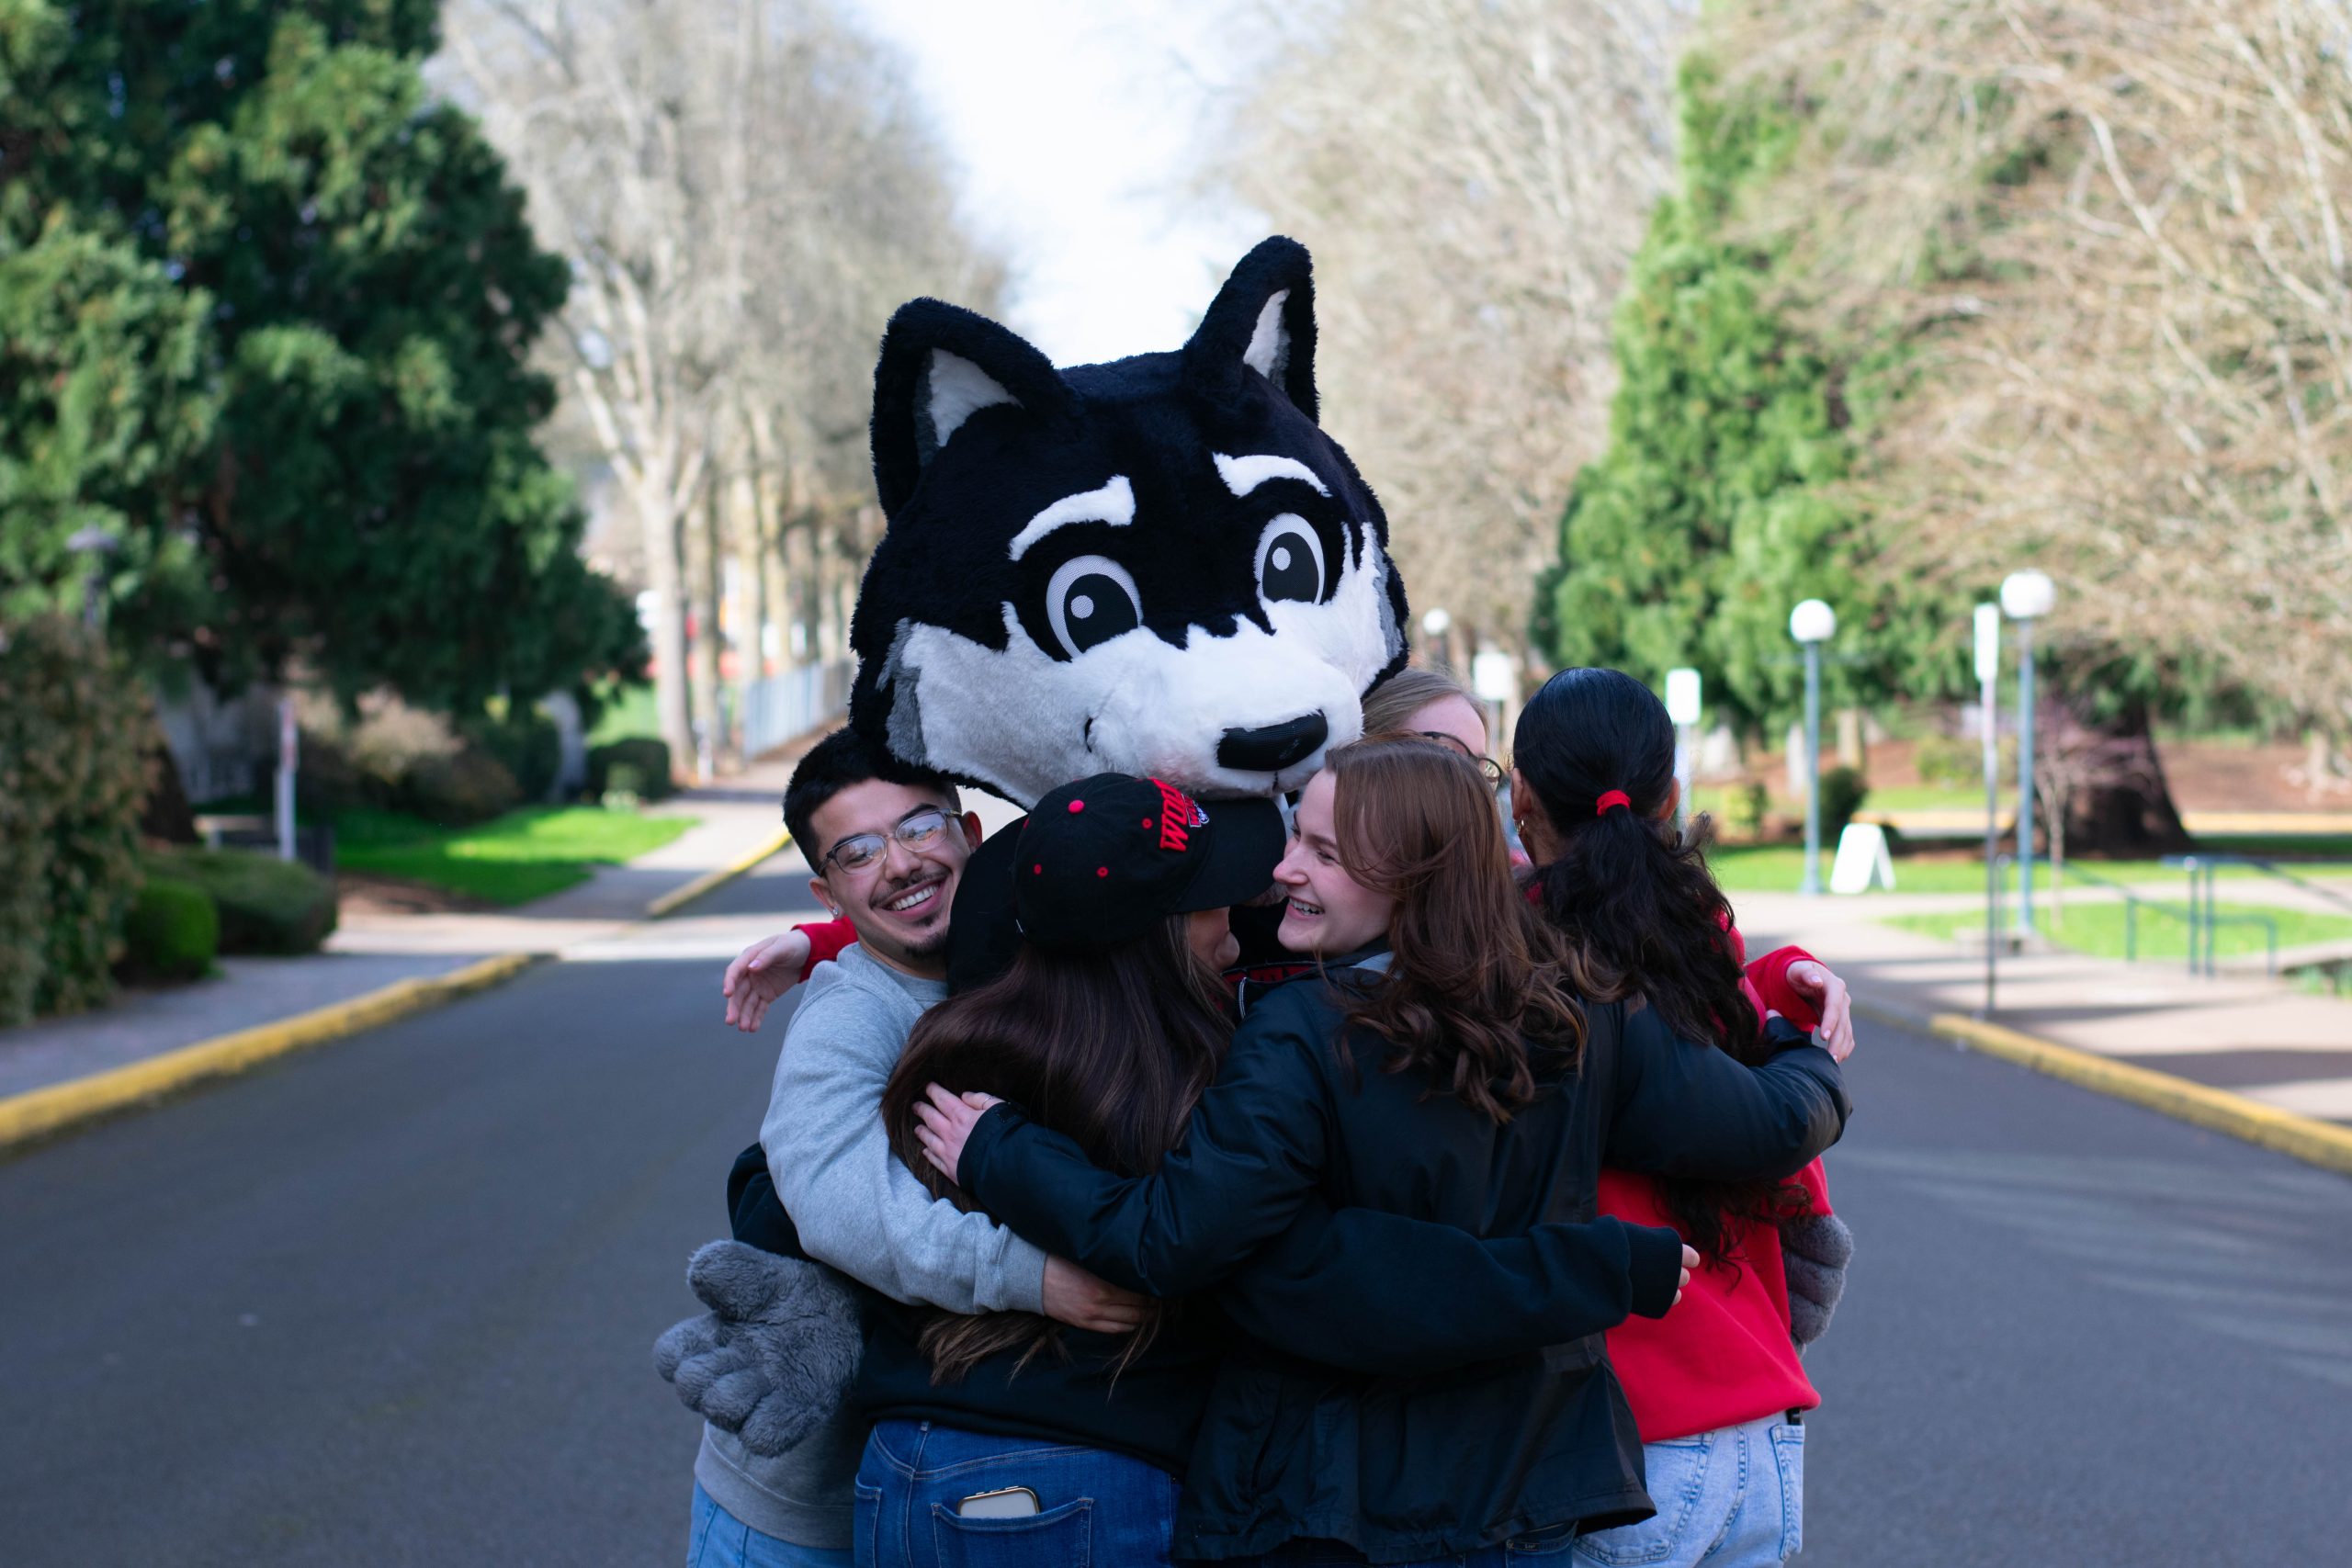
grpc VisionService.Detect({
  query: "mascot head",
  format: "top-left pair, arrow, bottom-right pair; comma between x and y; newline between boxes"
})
848,236 -> 1410,806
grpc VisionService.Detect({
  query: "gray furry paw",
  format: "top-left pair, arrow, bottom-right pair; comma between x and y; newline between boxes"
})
653,1240 -> 863,1457
1781,1212 -> 1853,1348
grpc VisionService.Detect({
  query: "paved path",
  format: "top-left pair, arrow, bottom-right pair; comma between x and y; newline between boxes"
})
0,759 -> 800,1106
3,867 -> 2346,1564
1736,892 -> 2352,1124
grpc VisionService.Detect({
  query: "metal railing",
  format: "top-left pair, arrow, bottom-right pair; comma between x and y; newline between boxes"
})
2004,856 -> 2278,976
739,659 -> 854,759
2162,855 -> 2293,976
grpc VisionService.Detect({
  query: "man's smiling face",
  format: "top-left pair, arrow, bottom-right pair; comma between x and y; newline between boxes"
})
805,779 -> 972,977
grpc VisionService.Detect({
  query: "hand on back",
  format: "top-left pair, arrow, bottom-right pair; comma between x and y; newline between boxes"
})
721,929 -> 812,1033
1781,960 -> 1856,1062
1042,1257 -> 1150,1334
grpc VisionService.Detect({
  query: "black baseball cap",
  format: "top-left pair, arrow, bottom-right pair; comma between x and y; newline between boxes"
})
1012,774 -> 1286,953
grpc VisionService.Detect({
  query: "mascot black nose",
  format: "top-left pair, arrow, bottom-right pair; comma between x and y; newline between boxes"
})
1216,714 -> 1329,774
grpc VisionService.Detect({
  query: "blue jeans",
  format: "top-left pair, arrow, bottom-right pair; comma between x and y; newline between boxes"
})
854,1418 -> 1181,1568
689,1482 -> 855,1567
1570,1417 -> 1804,1568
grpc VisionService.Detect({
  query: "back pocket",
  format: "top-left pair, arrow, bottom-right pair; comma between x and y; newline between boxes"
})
854,1483 -> 884,1568
1571,1436 -> 1714,1567
931,1497 -> 1093,1568
1770,1423 -> 1805,1562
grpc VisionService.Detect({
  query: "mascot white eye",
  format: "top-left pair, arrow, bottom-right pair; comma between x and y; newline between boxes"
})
1255,515 -> 1327,605
1046,554 -> 1144,658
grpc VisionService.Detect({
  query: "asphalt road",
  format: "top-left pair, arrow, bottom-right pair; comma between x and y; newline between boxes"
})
4,861 -> 2347,1566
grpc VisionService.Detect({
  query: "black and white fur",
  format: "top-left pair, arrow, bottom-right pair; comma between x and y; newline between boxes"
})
850,237 -> 1410,806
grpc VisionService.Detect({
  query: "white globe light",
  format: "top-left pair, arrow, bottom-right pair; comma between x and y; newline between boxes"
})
1788,599 -> 1838,645
1421,606 -> 1453,637
2000,569 -> 2056,621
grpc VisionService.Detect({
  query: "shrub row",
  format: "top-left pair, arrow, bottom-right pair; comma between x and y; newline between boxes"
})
121,878 -> 219,982
0,618 -> 150,1026
299,705 -> 637,824
588,737 -> 674,802
143,846 -> 338,956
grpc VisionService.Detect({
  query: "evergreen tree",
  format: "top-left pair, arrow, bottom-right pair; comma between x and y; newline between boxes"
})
1542,57 -> 1960,733
0,0 -> 641,709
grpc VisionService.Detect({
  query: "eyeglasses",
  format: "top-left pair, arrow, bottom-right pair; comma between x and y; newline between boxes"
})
820,808 -> 964,877
1419,731 -> 1506,790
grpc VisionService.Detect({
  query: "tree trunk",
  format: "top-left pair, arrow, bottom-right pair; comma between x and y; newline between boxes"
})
691,480 -> 726,778
2064,697 -> 2193,856
139,719 -> 199,844
638,479 -> 694,776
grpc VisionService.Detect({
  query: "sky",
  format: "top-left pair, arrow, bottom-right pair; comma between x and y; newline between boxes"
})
854,0 -> 1272,365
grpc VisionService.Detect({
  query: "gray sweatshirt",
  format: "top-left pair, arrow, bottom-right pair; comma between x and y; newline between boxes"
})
693,943 -> 1050,1548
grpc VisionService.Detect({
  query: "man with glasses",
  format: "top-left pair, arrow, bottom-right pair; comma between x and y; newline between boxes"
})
684,728 -> 1141,1567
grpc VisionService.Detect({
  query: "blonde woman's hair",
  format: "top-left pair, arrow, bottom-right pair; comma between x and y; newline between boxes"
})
1360,665 -> 1476,739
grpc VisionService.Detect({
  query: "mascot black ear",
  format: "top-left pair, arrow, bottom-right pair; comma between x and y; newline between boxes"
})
871,299 -> 1076,520
1181,235 -> 1318,422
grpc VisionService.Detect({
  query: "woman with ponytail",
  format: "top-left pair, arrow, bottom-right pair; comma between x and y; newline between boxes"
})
1510,667 -> 1858,1568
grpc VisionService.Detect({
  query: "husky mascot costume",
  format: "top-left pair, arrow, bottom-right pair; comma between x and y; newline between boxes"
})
654,236 -> 1849,1476
848,234 -> 1405,806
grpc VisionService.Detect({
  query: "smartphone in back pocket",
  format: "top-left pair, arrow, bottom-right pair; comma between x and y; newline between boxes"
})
956,1485 -> 1041,1519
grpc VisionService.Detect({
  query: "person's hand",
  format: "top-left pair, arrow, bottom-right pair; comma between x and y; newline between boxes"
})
1782,960 -> 1856,1062
722,929 -> 813,1033
1041,1257 -> 1150,1334
913,1084 -> 1002,1186
1669,1244 -> 1697,1311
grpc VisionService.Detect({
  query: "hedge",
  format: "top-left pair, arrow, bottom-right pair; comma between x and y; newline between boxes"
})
145,846 -> 338,956
120,878 -> 220,982
588,737 -> 674,801
0,618 -> 150,1025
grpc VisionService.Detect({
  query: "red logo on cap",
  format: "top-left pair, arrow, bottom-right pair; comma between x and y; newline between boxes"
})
1149,779 -> 1204,854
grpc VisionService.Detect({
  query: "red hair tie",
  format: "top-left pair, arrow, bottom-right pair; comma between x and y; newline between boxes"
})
1595,790 -> 1633,816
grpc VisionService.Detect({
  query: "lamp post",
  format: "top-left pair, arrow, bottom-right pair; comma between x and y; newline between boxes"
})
1973,603 -> 2001,1013
2000,570 -> 2056,937
1664,667 -> 1702,836
1789,600 -> 1838,896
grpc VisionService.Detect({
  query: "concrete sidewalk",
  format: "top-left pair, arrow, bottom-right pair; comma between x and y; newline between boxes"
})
1734,889 -> 2352,1126
0,760 -> 799,1108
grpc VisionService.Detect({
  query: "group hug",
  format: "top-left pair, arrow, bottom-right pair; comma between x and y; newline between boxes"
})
667,664 -> 1857,1568
654,236 -> 1858,1567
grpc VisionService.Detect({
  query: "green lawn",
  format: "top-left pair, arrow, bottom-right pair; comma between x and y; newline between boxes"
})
1687,783 -> 2017,819
1885,901 -> 2352,964
335,805 -> 696,905
1702,843 -> 2352,895
589,684 -> 660,745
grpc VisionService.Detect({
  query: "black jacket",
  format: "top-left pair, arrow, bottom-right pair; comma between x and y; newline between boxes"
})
730,1137 -> 1698,1472
959,953 -> 1849,1562
853,1165 -> 1714,1474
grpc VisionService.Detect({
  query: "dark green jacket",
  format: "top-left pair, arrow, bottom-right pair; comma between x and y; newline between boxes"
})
959,955 -> 1849,1562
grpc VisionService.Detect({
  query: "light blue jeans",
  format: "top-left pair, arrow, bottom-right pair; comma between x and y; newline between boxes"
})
689,1482 -> 855,1568
854,1418 -> 1182,1568
1571,1416 -> 1804,1568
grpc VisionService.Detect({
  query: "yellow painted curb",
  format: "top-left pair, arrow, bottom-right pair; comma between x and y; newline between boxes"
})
0,951 -> 545,1155
643,827 -> 794,919
1855,998 -> 2352,1178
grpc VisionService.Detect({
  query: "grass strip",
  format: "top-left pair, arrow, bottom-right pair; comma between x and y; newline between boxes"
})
1883,902 -> 2352,963
335,806 -> 696,905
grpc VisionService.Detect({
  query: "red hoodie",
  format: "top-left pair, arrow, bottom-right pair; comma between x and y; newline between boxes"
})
1598,936 -> 1833,1443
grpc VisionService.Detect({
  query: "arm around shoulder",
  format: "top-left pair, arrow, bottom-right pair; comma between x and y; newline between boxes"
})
1220,1202 -> 1688,1376
1606,1009 -> 1849,1181
763,984 -> 1048,1315
960,987 -> 1336,1298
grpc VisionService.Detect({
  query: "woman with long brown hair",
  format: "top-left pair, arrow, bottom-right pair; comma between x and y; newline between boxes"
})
856,771 -> 1724,1568
917,736 -> 1853,1566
